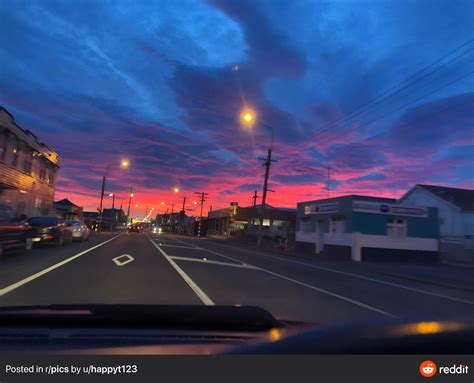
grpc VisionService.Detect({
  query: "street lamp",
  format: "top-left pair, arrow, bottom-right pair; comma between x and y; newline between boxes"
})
240,108 -> 256,127
240,107 -> 273,149
98,159 -> 129,231
108,193 -> 115,209
239,106 -> 276,248
174,187 -> 179,193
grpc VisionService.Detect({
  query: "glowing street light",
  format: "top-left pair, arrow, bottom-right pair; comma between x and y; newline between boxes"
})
240,108 -> 256,127
108,193 -> 116,209
174,187 -> 179,193
121,160 -> 130,168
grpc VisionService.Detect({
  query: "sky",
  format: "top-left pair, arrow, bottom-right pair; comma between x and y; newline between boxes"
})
1,0 -> 473,217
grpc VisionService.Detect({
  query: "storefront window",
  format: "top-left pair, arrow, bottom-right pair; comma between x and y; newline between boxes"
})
387,218 -> 407,238
330,215 -> 345,235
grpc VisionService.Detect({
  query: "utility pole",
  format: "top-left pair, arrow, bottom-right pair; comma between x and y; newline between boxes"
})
97,175 -> 106,231
181,195 -> 187,213
111,194 -> 115,209
145,204 -> 148,221
194,192 -> 209,238
327,167 -> 330,198
252,190 -> 259,207
127,186 -> 133,222
257,148 -> 277,247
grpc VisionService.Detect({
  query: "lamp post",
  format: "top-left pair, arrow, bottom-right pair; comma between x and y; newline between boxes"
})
108,193 -> 115,209
240,108 -> 276,247
127,188 -> 134,223
97,160 -> 129,231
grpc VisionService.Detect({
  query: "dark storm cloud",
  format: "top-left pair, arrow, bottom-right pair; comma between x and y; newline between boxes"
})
206,0 -> 308,79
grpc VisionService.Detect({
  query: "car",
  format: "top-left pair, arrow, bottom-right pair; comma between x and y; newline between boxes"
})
65,220 -> 90,241
28,216 -> 73,247
152,225 -> 162,234
0,204 -> 33,259
128,224 -> 143,233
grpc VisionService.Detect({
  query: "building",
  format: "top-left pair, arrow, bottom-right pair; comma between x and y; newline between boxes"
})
83,211 -> 99,230
155,211 -> 195,234
53,198 -> 83,220
207,203 -> 296,240
296,195 -> 439,262
102,208 -> 127,230
0,106 -> 59,217
400,184 -> 474,264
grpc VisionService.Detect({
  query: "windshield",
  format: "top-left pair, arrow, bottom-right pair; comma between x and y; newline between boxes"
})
65,221 -> 81,226
0,0 -> 473,333
28,217 -> 61,227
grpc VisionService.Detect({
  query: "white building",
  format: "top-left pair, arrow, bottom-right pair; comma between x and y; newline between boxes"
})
399,184 -> 474,264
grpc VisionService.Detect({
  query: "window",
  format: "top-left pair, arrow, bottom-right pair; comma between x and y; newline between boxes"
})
330,215 -> 345,235
387,218 -> 407,238
47,171 -> 55,185
23,160 -> 32,174
28,216 -> 61,226
11,148 -> 19,167
301,221 -> 313,233
39,169 -> 46,181
0,146 -> 5,161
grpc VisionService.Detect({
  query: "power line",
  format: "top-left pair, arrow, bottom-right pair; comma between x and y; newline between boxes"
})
316,67 -> 474,164
310,39 -> 474,144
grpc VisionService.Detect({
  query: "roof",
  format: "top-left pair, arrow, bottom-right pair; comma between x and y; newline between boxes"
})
298,194 -> 396,206
415,184 -> 474,211
0,106 -> 59,166
54,198 -> 78,207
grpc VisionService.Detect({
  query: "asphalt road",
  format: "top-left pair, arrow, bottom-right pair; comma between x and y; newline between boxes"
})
0,231 -> 473,325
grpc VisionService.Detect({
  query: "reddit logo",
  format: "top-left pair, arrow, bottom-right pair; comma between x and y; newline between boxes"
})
420,361 -> 437,378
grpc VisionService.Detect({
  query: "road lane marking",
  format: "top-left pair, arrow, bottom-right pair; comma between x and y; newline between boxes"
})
158,235 -> 201,248
170,256 -> 258,269
164,236 -> 394,317
204,241 -> 474,306
157,244 -> 203,250
0,235 -> 121,297
148,236 -> 215,306
112,254 -> 134,266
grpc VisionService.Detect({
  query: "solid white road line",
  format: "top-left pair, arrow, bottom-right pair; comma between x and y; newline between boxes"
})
156,244 -> 203,250
0,235 -> 121,297
206,241 -> 474,306
164,236 -> 395,317
148,236 -> 215,306
112,254 -> 135,266
170,256 -> 259,269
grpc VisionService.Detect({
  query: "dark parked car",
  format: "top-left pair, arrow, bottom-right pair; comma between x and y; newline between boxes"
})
28,216 -> 73,247
0,204 -> 33,259
128,224 -> 143,233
